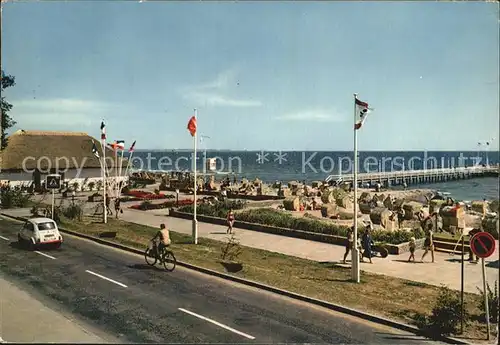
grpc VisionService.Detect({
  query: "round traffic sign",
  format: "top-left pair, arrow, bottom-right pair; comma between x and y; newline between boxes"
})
470,232 -> 496,259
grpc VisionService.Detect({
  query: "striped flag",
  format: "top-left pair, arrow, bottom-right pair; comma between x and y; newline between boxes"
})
100,120 -> 106,140
354,97 -> 373,130
91,141 -> 100,158
129,140 -> 136,152
115,140 -> 125,150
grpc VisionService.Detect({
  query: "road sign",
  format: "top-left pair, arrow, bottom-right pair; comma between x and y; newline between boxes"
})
46,174 -> 61,190
470,232 -> 496,259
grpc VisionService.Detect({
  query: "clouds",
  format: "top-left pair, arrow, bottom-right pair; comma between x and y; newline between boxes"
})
10,98 -> 125,129
181,68 -> 262,108
275,108 -> 345,122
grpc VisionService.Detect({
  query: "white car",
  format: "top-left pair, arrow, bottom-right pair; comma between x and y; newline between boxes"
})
18,217 -> 63,249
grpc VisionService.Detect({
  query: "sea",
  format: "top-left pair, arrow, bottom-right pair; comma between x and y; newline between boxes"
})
129,150 -> 499,201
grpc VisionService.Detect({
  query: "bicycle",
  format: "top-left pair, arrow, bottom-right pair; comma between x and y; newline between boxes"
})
144,240 -> 176,271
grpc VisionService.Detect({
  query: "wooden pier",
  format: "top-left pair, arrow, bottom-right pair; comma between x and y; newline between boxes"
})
325,166 -> 499,187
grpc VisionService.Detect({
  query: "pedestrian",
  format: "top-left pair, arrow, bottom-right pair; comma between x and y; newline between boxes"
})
361,225 -> 374,264
421,224 -> 435,263
397,208 -> 405,228
114,198 -> 121,219
468,227 -> 480,263
408,237 -> 416,262
105,193 -> 113,216
226,208 -> 235,234
342,227 -> 354,264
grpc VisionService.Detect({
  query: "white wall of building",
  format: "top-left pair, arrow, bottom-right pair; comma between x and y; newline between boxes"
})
1,168 -> 128,191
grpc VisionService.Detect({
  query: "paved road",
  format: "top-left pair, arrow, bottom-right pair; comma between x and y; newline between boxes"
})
0,275 -> 115,343
0,216 -> 443,344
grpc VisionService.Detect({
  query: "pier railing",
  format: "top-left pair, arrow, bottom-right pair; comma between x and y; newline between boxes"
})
325,166 -> 498,184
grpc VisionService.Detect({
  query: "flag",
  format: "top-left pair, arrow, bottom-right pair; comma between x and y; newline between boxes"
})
115,140 -> 125,150
91,141 -> 100,158
129,140 -> 136,152
187,116 -> 197,137
100,121 -> 106,140
354,97 -> 373,130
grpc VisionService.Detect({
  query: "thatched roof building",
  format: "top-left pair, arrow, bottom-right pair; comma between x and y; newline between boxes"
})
0,130 -> 127,171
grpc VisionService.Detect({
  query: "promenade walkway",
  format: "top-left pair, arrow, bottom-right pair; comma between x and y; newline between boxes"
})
119,209 -> 498,294
2,207 -> 498,294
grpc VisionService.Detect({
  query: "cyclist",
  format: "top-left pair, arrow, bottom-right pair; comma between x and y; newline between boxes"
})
152,223 -> 171,258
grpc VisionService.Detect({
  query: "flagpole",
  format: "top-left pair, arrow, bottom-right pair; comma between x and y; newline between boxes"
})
352,93 -> 360,283
193,108 -> 198,244
119,148 -> 124,177
123,150 -> 134,189
118,148 -> 124,196
100,126 -> 107,224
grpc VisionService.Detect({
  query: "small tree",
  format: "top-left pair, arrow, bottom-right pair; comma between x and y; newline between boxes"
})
416,286 -> 470,336
477,281 -> 499,324
1,71 -> 17,149
88,181 -> 95,191
220,233 -> 242,262
72,181 -> 79,192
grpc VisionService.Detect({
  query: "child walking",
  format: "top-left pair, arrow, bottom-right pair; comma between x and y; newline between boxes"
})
408,237 -> 416,262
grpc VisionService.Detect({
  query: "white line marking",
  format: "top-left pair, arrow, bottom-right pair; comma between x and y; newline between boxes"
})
0,235 -> 9,241
178,308 -> 255,340
85,270 -> 128,288
34,251 -> 56,260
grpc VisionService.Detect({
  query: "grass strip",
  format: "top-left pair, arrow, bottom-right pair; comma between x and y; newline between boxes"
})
56,217 -> 494,340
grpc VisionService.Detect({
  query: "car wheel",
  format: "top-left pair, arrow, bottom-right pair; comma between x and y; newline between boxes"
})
17,234 -> 23,243
28,239 -> 35,251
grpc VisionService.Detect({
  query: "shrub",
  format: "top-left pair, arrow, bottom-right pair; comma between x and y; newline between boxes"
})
88,181 -> 96,191
415,286 -> 469,336
1,189 -> 32,209
139,201 -> 152,210
371,227 -> 425,245
60,203 -> 84,221
477,281 -> 499,324
179,200 -> 247,218
220,233 -> 242,262
235,208 -> 349,237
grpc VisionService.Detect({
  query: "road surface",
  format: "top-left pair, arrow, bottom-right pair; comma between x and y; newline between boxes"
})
0,216 -> 444,343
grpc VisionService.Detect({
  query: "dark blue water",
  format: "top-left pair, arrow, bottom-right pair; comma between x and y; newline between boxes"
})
128,150 -> 499,201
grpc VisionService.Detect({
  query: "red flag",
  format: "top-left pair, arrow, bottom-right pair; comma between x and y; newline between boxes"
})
187,116 -> 197,137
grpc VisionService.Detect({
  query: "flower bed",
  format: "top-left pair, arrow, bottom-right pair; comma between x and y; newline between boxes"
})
130,199 -> 194,210
123,190 -> 168,200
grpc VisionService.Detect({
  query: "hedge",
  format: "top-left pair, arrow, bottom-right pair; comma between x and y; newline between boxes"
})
178,200 -> 247,218
178,204 -> 425,245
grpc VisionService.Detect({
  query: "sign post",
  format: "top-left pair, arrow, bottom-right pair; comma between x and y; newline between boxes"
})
470,231 -> 496,341
46,174 -> 61,220
460,235 -> 465,334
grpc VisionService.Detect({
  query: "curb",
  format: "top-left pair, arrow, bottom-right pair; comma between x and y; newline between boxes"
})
0,212 -> 471,345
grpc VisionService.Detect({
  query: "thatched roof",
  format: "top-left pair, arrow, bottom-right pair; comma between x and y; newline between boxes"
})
0,130 -> 128,171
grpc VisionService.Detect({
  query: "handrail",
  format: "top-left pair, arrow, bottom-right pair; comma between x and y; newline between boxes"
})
324,166 -> 498,183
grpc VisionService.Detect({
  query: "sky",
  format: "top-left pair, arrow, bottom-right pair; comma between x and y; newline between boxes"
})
2,1 -> 499,151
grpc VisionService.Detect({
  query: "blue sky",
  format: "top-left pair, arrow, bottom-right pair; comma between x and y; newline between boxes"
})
2,1 -> 499,151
